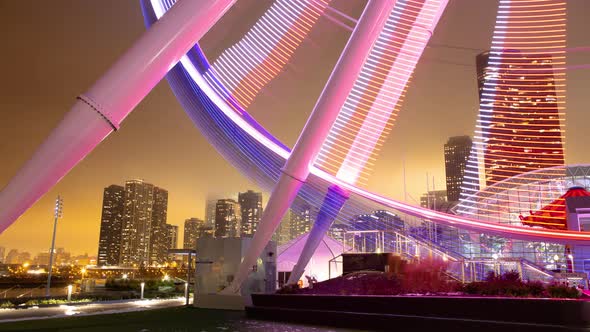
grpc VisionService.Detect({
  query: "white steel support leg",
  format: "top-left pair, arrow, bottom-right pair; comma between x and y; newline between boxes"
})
0,0 -> 235,233
287,0 -> 449,286
287,185 -> 348,285
223,0 -> 398,294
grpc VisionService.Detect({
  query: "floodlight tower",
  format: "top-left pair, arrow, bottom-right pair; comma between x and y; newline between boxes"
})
46,195 -> 63,297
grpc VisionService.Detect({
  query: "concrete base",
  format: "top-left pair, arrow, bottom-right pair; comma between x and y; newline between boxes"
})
194,294 -> 248,310
248,294 -> 590,331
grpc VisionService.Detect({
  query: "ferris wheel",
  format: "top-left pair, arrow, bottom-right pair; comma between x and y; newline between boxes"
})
0,0 -> 584,293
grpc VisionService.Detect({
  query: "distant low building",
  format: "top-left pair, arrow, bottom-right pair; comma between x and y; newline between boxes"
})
420,190 -> 450,212
5,250 -> 30,265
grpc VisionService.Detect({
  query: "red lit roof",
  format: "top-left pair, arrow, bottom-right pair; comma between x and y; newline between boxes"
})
520,187 -> 590,230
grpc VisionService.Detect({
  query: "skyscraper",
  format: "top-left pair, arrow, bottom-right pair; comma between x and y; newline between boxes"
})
444,136 -> 472,202
149,187 -> 169,266
215,199 -> 241,238
166,224 -> 178,250
97,185 -> 125,266
238,190 -> 262,237
119,180 -> 154,267
183,218 -> 205,249
464,50 -> 565,193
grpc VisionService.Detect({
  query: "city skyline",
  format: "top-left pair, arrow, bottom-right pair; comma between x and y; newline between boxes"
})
1,1 -> 589,255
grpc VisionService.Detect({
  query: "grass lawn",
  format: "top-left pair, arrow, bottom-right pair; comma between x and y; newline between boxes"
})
0,307 -> 247,332
0,306 -> 349,332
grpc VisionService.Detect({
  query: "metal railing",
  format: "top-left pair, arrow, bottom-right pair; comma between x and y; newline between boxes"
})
336,228 -> 557,284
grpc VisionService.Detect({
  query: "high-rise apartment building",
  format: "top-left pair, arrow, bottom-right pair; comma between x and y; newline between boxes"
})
97,185 -> 125,266
464,51 -> 565,194
119,180 -> 155,267
444,136 -> 472,202
183,218 -> 205,249
215,199 -> 241,238
238,190 -> 262,237
166,224 -> 178,250
149,187 -> 169,266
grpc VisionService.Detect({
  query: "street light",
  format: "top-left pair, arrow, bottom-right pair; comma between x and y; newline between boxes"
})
67,285 -> 73,302
492,254 -> 499,275
140,282 -> 145,300
122,273 -> 128,280
568,254 -> 575,272
46,196 -> 63,297
167,249 -> 196,306
553,254 -> 561,271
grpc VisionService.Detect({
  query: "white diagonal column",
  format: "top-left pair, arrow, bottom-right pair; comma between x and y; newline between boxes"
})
289,0 -> 450,285
222,0 -> 398,294
0,0 -> 235,233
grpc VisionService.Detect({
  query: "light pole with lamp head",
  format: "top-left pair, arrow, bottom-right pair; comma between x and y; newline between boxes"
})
46,196 -> 63,297
568,254 -> 575,272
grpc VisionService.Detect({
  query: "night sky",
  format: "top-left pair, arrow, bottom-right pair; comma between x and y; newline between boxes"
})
0,1 -> 588,255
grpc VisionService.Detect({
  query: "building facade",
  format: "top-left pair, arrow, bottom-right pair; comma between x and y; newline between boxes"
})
420,190 -> 448,211
97,185 -> 125,266
149,187 -> 169,266
119,180 -> 154,267
238,190 -> 262,237
205,199 -> 218,228
183,218 -> 206,249
444,136 -> 472,202
214,199 -> 241,238
289,205 -> 314,240
166,224 -> 178,250
274,212 -> 293,245
463,50 -> 565,197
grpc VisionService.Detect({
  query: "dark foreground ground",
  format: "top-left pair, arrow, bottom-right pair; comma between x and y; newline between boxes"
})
0,306 -> 361,332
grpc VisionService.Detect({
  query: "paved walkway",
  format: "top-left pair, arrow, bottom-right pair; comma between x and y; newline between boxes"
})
0,297 -> 186,322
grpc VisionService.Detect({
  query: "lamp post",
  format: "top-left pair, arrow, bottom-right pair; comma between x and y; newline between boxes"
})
46,196 -> 63,297
568,254 -> 575,272
67,285 -> 72,302
492,253 -> 499,276
554,254 -> 560,271
167,249 -> 196,306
